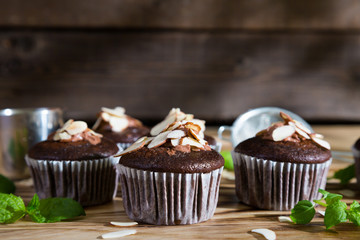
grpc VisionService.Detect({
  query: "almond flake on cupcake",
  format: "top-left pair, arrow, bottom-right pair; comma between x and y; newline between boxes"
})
117,108 -> 211,156
256,112 -> 331,150
53,119 -> 102,145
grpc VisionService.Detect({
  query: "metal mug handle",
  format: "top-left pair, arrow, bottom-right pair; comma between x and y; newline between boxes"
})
217,125 -> 232,142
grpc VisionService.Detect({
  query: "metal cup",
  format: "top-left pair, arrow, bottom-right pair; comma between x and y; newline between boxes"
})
0,108 -> 63,180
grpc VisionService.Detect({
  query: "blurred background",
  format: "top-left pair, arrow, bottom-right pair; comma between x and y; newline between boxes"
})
1,0 -> 360,125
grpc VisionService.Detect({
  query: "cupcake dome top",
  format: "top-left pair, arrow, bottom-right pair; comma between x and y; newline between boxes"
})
92,106 -> 150,144
235,112 -> 332,163
118,108 -> 224,173
28,119 -> 118,160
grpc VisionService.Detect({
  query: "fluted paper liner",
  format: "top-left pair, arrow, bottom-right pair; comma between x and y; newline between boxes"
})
352,146 -> 360,185
231,152 -> 332,211
25,155 -> 119,207
117,164 -> 223,225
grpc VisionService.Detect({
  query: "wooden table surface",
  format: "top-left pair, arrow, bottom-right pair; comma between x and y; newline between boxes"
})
1,125 -> 360,240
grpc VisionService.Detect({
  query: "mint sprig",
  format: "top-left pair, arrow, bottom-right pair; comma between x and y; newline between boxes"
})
0,193 -> 85,224
290,189 -> 360,229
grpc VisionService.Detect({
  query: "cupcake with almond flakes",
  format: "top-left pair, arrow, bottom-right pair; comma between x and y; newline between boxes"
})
92,107 -> 150,150
117,108 -> 224,225
25,119 -> 119,207
232,112 -> 332,211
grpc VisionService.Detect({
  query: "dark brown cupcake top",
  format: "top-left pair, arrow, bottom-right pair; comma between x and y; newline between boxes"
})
235,136 -> 331,163
235,112 -> 331,163
28,119 -> 118,160
28,138 -> 118,160
120,146 -> 224,173
204,135 -> 217,146
97,126 -> 150,143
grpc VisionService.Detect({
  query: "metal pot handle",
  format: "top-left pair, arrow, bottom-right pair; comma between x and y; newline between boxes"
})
217,125 -> 232,142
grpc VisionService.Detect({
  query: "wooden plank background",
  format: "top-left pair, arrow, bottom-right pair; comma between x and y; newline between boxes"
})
0,1 -> 360,123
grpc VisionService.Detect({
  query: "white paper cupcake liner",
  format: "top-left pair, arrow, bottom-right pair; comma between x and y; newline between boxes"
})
117,164 -> 223,225
231,152 -> 332,211
25,155 -> 119,207
352,146 -> 360,185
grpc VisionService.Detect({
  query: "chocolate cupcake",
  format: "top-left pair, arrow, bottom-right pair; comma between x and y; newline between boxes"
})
117,108 -> 224,225
92,107 -> 150,150
352,139 -> 360,184
232,112 -> 332,210
204,135 -> 222,152
25,119 -> 119,207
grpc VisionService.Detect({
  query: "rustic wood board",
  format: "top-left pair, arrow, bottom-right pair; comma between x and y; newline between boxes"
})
1,0 -> 360,30
1,32 -> 360,122
0,125 -> 359,239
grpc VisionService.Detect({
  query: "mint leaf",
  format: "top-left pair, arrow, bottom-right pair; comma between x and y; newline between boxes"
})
220,151 -> 234,170
346,201 -> 360,226
332,164 -> 355,185
324,200 -> 347,229
0,174 -> 16,194
36,197 -> 85,223
318,189 -> 343,205
26,194 -> 46,223
0,193 -> 26,223
290,200 -> 316,224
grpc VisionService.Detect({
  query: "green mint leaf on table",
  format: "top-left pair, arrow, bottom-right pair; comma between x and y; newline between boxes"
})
317,189 -> 343,206
331,164 -> 355,185
0,174 -> 16,194
0,193 -> 26,224
220,151 -> 234,170
26,194 -> 46,223
37,197 -> 86,223
346,201 -> 360,226
290,200 -> 316,224
324,200 -> 348,229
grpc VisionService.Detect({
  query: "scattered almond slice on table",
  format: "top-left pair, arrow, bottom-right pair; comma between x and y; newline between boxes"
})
318,210 -> 325,217
101,229 -> 137,239
110,221 -> 138,227
251,229 -> 276,240
278,216 -> 293,223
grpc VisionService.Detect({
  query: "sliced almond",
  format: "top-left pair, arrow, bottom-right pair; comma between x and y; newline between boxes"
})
280,111 -> 293,122
190,119 -> 206,132
318,210 -> 325,217
278,216 -> 293,223
150,115 -> 176,136
101,106 -> 125,117
189,129 -> 201,141
116,140 -> 146,156
293,120 -> 312,134
310,135 -> 331,150
180,137 -> 204,149
101,229 -> 136,239
272,125 -> 296,141
101,112 -> 111,122
314,133 -> 324,139
171,138 -> 180,146
92,117 -> 102,130
184,122 -> 201,133
167,130 -> 185,139
110,221 -> 138,227
58,131 -> 71,140
251,229 -> 276,240
109,117 -> 128,132
175,112 -> 187,122
288,122 -> 310,139
66,121 -> 88,135
59,119 -> 74,132
185,114 -> 194,121
148,131 -> 170,148
167,121 -> 181,131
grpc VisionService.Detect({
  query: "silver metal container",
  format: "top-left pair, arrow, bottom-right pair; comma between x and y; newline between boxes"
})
0,108 -> 63,179
218,107 -> 313,148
